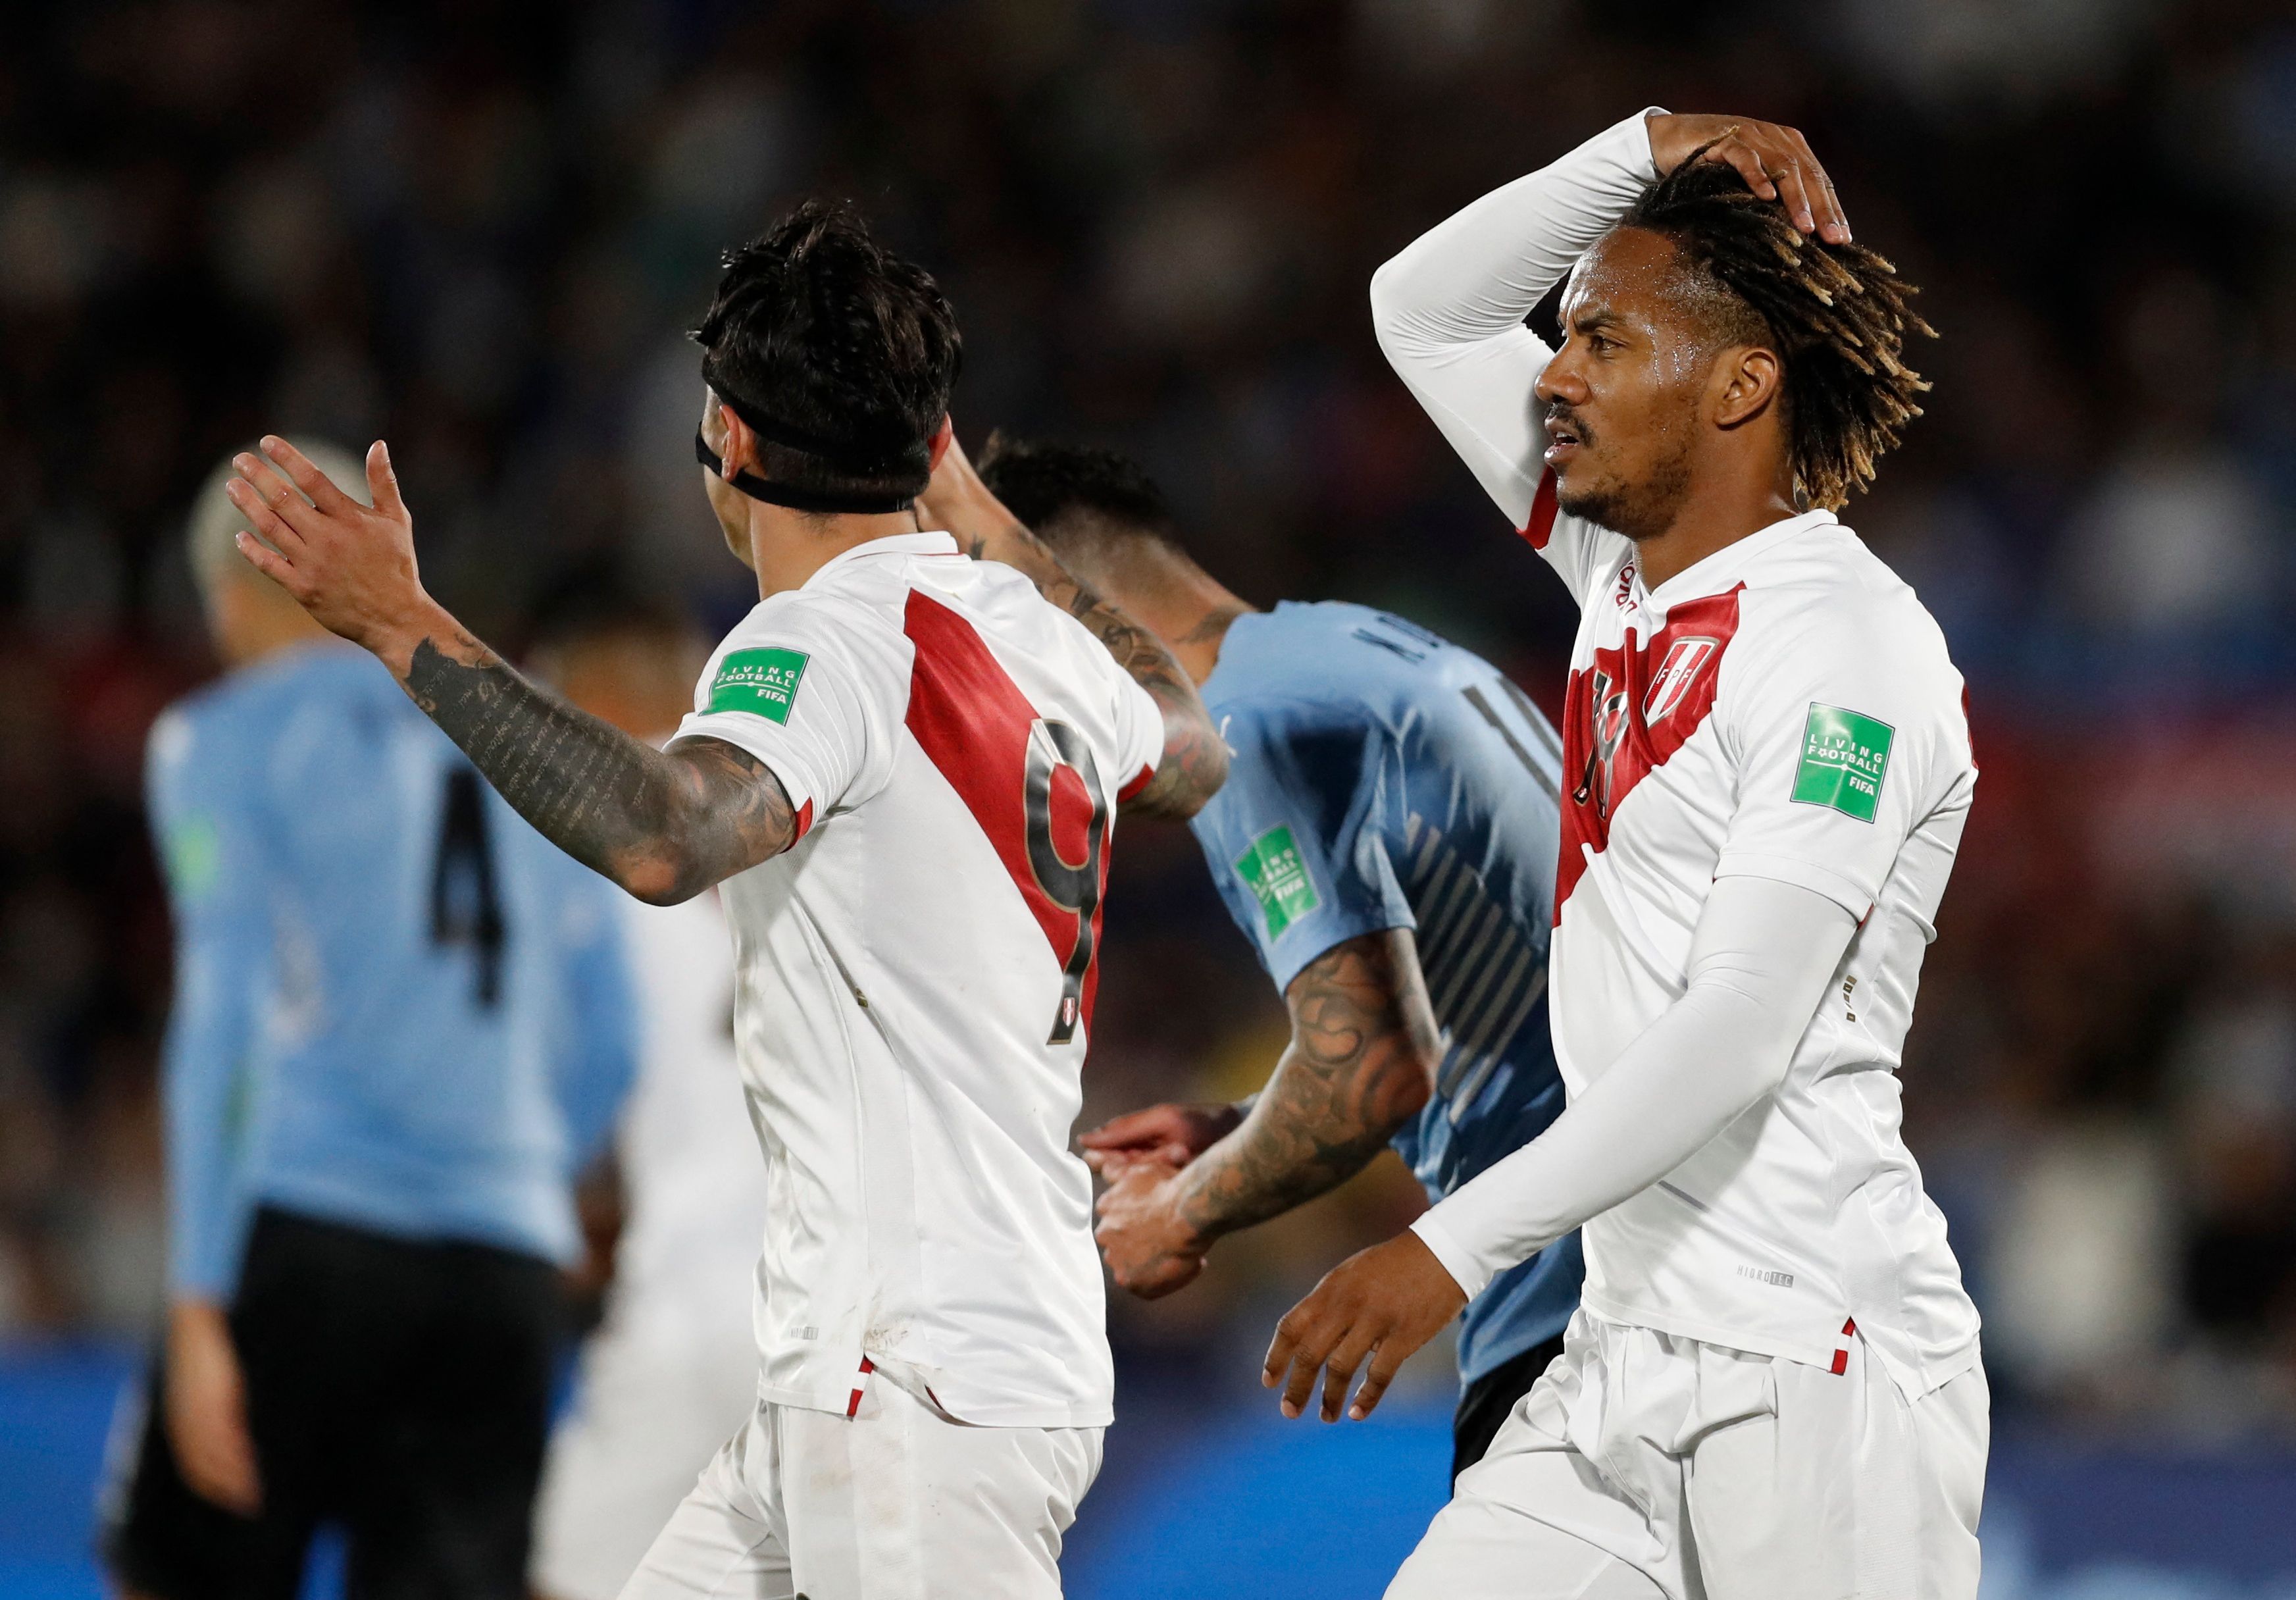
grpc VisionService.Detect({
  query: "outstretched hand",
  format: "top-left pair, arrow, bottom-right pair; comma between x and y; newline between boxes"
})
1079,1100 -> 1243,1181
224,437 -> 443,671
1262,1229 -> 1466,1422
1645,113 -> 1850,244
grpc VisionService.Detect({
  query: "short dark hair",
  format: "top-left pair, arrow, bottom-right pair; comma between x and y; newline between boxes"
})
974,434 -> 1177,550
694,201 -> 961,503
1621,153 -> 1935,510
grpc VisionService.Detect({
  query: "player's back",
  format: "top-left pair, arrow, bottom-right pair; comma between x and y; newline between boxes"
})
1190,600 -> 1580,1377
149,642 -> 632,1266
673,531 -> 1165,1431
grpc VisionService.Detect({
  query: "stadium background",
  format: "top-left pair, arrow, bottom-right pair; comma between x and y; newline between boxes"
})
3,0 -> 2295,1593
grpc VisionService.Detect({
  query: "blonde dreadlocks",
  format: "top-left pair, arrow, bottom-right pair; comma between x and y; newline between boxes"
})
1621,149 -> 1935,510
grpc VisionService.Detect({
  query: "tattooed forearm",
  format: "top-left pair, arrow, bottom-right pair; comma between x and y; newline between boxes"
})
402,632 -> 795,904
960,523 -> 1227,819
1173,929 -> 1441,1241
1061,579 -> 1228,821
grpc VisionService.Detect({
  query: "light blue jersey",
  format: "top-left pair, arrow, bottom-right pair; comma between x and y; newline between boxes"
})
148,642 -> 639,1299
1190,601 -> 1581,1383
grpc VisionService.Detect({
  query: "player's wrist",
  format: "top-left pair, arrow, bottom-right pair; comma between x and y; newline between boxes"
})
367,594 -> 461,680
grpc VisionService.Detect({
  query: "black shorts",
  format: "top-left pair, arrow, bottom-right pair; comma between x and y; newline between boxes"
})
101,1206 -> 565,1600
1450,1329 -> 1569,1484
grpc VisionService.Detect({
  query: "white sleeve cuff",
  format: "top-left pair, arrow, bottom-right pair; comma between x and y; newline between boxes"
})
1410,1210 -> 1496,1301
1712,850 -> 1875,920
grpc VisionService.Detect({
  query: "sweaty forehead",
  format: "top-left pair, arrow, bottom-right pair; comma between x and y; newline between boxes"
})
1562,226 -> 1760,352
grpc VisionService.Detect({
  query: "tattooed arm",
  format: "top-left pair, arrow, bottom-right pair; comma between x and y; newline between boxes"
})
223,438 -> 795,904
917,432 -> 1227,820
1093,928 -> 1442,1299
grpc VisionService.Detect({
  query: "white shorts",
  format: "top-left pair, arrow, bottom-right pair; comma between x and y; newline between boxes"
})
619,1367 -> 1103,1600
1388,1312 -> 1989,1600
531,1314 -> 764,1600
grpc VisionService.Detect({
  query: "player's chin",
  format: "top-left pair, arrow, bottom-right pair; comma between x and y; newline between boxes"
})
1553,471 -> 1621,527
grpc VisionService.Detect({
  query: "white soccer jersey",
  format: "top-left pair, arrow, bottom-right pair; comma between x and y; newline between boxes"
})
673,530 -> 1164,1429
1374,109 -> 1981,1396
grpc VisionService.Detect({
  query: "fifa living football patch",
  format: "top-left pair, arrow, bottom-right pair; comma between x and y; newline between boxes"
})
163,814 -> 223,899
1235,825 -> 1319,940
1792,704 -> 1893,822
707,647 -> 810,725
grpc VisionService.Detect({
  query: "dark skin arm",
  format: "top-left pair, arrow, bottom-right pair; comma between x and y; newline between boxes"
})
1091,928 -> 1442,1297
224,438 -> 796,904
916,432 -> 1227,820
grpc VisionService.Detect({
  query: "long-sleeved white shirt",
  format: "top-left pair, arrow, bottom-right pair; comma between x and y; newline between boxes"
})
1377,111 -> 1983,1395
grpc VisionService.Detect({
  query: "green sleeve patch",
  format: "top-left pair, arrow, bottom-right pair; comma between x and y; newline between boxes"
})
163,814 -> 223,900
1235,824 -> 1320,941
1791,704 -> 1894,822
707,647 -> 811,725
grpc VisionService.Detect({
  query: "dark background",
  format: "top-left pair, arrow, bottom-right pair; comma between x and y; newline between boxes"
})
4,0 -> 2296,1592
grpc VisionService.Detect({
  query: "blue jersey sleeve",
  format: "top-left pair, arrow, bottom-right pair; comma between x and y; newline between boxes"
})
1192,699 -> 1414,994
149,706 -> 272,1301
546,862 -> 640,1168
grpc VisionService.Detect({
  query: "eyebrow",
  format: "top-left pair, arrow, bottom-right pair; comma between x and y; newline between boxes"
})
1566,304 -> 1625,335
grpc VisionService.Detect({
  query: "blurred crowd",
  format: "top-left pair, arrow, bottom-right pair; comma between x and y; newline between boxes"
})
4,0 -> 2296,1437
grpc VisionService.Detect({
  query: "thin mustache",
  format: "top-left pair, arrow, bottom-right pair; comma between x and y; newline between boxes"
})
1546,407 -> 1592,444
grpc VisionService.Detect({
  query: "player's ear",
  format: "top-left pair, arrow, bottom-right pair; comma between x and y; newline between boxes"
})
720,404 -> 756,475
926,414 -> 954,472
1712,346 -> 1783,430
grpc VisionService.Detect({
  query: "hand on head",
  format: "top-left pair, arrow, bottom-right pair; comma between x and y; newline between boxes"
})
1645,113 -> 1850,243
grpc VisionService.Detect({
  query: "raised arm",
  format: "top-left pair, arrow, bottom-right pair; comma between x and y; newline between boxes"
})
1092,928 -> 1441,1298
917,431 -> 1227,820
224,439 -> 796,904
1370,110 -> 1850,590
1368,109 -> 1662,536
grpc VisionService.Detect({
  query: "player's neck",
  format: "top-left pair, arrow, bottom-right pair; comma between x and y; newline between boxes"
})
1629,458 -> 1802,590
746,505 -> 926,599
1125,563 -> 1254,686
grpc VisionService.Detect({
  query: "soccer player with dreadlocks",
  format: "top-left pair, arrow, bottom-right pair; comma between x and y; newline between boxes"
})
1260,111 -> 1985,1599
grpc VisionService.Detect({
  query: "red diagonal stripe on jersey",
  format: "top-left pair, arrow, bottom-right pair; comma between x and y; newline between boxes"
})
1556,586 -> 1743,916
902,590 -> 1110,1033
1519,468 -> 1560,550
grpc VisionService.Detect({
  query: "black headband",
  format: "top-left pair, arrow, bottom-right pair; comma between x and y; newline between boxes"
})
701,353 -> 925,471
694,432 -> 915,515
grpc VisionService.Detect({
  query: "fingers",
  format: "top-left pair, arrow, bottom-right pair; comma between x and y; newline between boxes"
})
259,436 -> 358,518
223,484 -> 304,573
1349,1343 -> 1404,1420
1707,130 -> 1779,203
1317,1325 -> 1379,1422
1770,153 -> 1819,238
1079,1107 -> 1175,1149
367,440 -> 409,521
1696,122 -> 1849,242
1787,128 -> 1851,242
226,455 -> 319,549
1263,1304 -> 1306,1398
232,530 -> 300,592
1265,1287 -> 1363,1420
1279,1318 -> 1327,1418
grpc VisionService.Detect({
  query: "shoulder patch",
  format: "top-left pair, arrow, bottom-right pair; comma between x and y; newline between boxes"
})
1234,824 -> 1319,941
163,814 -> 224,900
707,647 -> 811,725
1792,704 -> 1893,822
